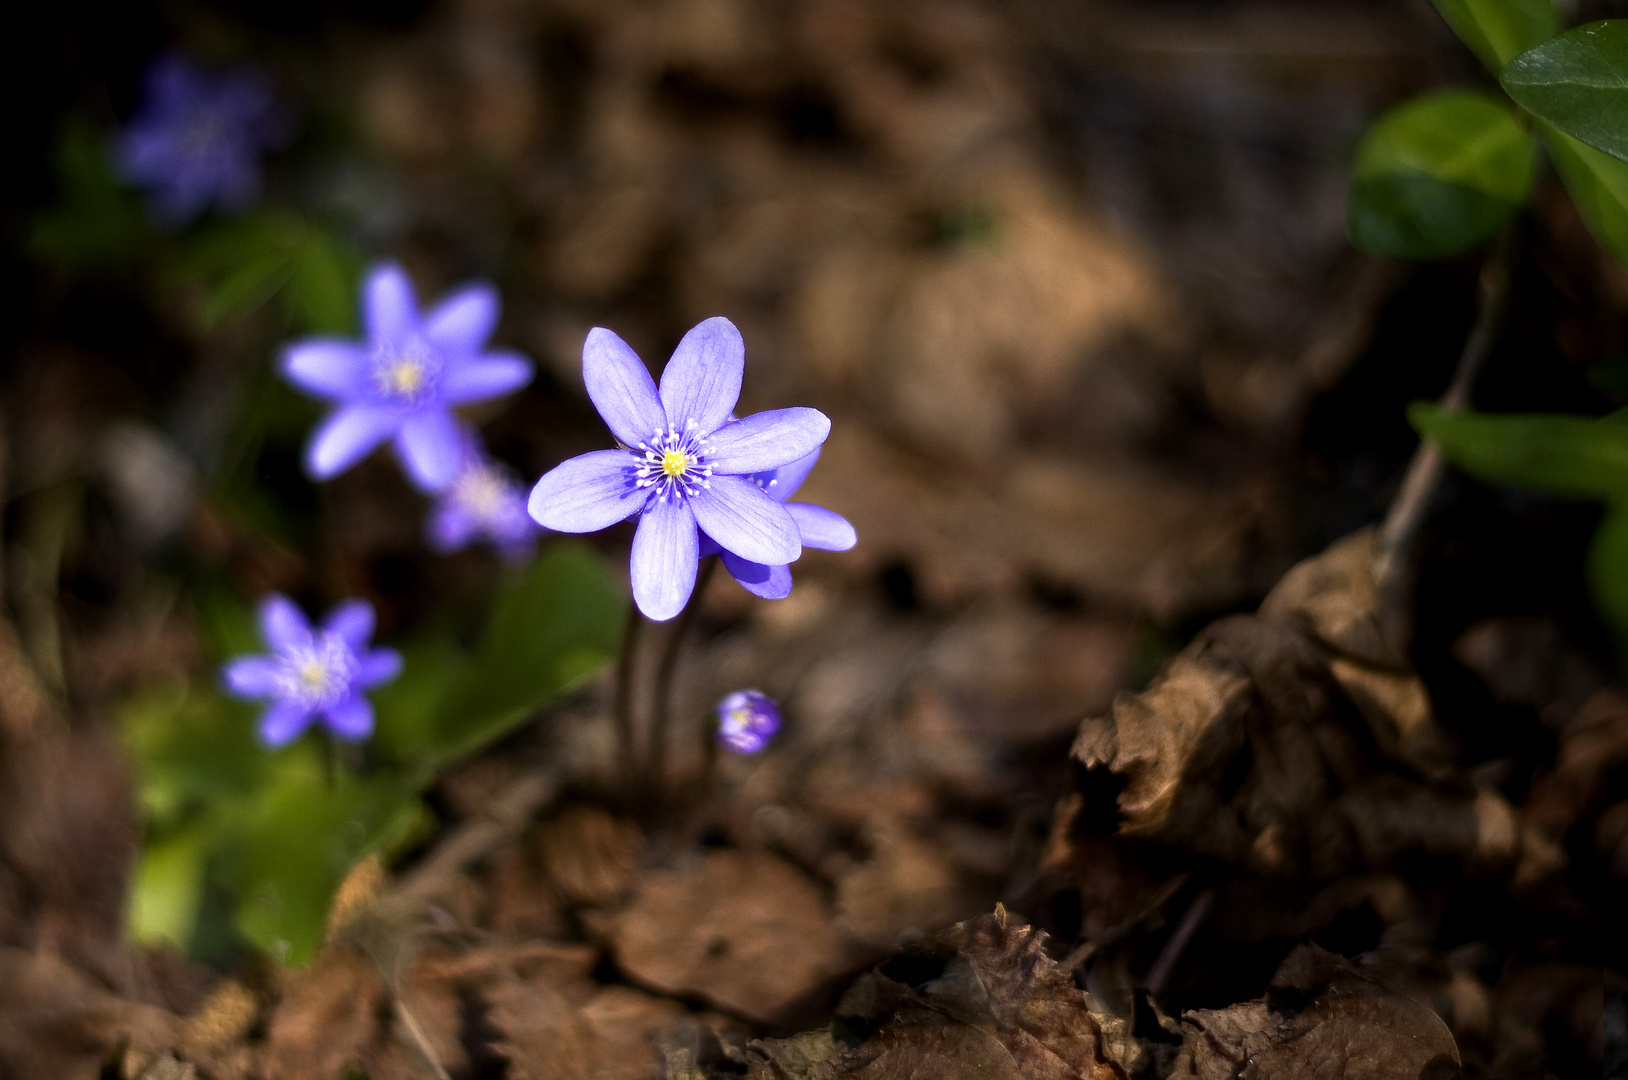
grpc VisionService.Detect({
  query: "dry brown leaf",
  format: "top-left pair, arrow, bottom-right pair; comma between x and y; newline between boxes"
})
260,949 -> 386,1080
1171,944 -> 1460,1080
609,850 -> 855,1025
0,946 -> 181,1080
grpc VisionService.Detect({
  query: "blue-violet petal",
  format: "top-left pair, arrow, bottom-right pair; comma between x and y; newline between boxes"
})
658,317 -> 743,435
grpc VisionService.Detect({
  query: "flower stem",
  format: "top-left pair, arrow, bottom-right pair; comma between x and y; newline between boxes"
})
612,600 -> 643,806
644,556 -> 718,823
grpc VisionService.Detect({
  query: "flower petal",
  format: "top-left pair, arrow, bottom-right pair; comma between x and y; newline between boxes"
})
689,474 -> 801,566
757,447 -> 821,502
583,328 -> 667,447
721,550 -> 792,599
259,700 -> 313,747
631,498 -> 699,621
528,450 -> 647,532
223,656 -> 281,698
705,408 -> 831,476
364,263 -> 418,344
356,648 -> 403,688
659,317 -> 742,435
322,696 -> 375,742
441,352 -> 533,405
259,594 -> 312,653
697,531 -> 722,558
322,599 -> 374,648
395,410 -> 463,492
424,283 -> 499,354
786,502 -> 857,552
307,404 -> 403,480
428,502 -> 478,552
282,339 -> 371,401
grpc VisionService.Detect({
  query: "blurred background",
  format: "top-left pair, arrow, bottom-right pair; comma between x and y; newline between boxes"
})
2,0 -> 1626,1076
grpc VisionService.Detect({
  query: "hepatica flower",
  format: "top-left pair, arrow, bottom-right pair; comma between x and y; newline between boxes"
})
701,446 -> 856,599
428,428 -> 541,559
715,690 -> 781,754
115,53 -> 283,225
527,318 -> 830,620
223,595 -> 402,747
281,263 -> 533,492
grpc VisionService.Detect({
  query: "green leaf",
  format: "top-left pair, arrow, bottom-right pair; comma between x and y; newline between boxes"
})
1349,91 -> 1536,259
1589,502 -> 1628,668
178,212 -> 361,334
404,543 -> 624,768
1431,0 -> 1561,72
1503,21 -> 1628,165
1409,402 -> 1628,498
29,121 -> 150,269
228,748 -> 423,966
1544,123 -> 1628,263
120,681 -> 270,828
127,823 -> 211,950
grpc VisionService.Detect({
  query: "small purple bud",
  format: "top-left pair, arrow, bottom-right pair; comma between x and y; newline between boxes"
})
714,690 -> 780,754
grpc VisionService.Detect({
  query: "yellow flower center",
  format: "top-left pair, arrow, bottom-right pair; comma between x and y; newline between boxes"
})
298,661 -> 329,691
661,449 -> 693,478
386,360 -> 425,396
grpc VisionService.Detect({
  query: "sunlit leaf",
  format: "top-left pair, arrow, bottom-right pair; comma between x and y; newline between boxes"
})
127,823 -> 210,950
1409,402 -> 1628,497
1431,0 -> 1561,72
1349,91 -> 1535,259
410,543 -> 624,767
120,681 -> 270,828
1544,123 -> 1628,263
1504,21 -> 1628,165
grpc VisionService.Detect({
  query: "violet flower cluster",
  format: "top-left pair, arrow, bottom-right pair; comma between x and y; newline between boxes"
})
527,317 -> 852,620
116,53 -> 284,225
280,263 -> 533,494
223,595 -> 401,747
715,690 -> 781,754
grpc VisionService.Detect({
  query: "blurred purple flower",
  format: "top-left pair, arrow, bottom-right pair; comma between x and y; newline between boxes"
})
222,594 -> 402,748
115,53 -> 284,225
527,317 -> 829,620
699,446 -> 856,599
715,690 -> 781,754
427,428 -> 541,559
280,262 -> 533,492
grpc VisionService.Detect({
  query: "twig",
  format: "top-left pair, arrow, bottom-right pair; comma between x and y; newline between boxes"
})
393,995 -> 453,1080
643,556 -> 718,822
1374,226 -> 1518,598
1145,887 -> 1214,996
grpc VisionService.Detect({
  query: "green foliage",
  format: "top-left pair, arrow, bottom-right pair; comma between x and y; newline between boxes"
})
1349,91 -> 1535,259
1408,403 -> 1628,498
177,211 -> 363,334
1503,21 -> 1628,165
1543,124 -> 1628,263
29,121 -> 150,269
1431,0 -> 1561,72
122,542 -> 626,966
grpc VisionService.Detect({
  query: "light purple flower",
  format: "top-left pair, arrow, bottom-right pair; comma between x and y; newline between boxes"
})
280,262 -> 534,492
527,318 -> 830,620
427,427 -> 541,560
115,53 -> 284,225
715,690 -> 781,754
222,594 -> 402,748
698,446 -> 856,599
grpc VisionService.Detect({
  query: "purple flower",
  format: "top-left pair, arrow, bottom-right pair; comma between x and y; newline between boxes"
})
427,427 -> 541,559
222,595 -> 402,747
699,446 -> 856,599
526,318 -> 830,620
280,263 -> 534,492
715,690 -> 781,754
115,53 -> 284,225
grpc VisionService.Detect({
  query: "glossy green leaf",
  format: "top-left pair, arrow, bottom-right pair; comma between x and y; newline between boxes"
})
227,748 -> 423,966
1589,502 -> 1628,667
1504,21 -> 1628,165
1409,402 -> 1628,497
1544,123 -> 1628,263
1350,91 -> 1535,259
1432,0 -> 1561,72
414,543 -> 624,767
127,823 -> 210,950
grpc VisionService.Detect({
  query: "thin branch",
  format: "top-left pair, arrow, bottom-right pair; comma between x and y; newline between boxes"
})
1145,887 -> 1214,996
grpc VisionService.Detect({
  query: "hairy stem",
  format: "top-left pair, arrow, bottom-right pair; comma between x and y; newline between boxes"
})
1375,225 -> 1518,603
612,600 -> 643,805
644,556 -> 718,823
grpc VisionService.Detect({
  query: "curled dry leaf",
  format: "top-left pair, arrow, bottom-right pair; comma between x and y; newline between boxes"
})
746,909 -> 1131,1080
1171,943 -> 1460,1080
1061,529 -> 1561,884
